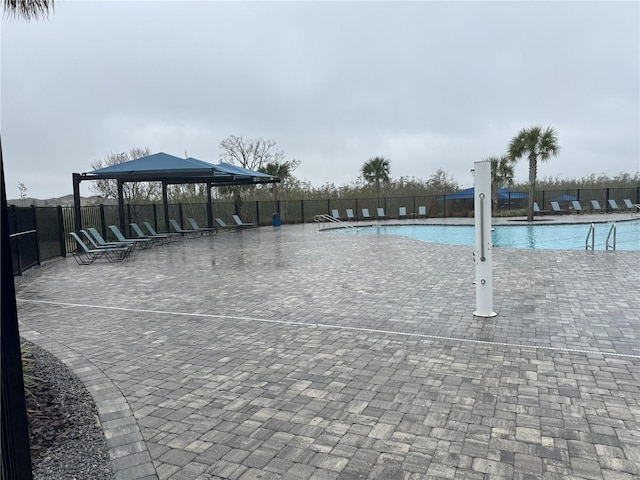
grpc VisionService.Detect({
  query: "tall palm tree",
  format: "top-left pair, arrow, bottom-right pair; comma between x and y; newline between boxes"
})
361,156 -> 391,201
508,126 -> 560,221
486,155 -> 515,212
260,159 -> 300,203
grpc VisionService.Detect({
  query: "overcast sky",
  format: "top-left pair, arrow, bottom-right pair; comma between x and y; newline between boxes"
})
2,1 -> 639,200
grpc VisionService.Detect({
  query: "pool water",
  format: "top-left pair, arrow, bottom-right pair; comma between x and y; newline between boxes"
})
333,221 -> 640,250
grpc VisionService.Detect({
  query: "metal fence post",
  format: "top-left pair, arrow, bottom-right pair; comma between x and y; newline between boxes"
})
31,205 -> 41,266
99,204 -> 106,239
56,206 -> 66,257
300,199 -> 304,223
255,201 -> 260,226
152,203 -> 158,232
9,205 -> 22,275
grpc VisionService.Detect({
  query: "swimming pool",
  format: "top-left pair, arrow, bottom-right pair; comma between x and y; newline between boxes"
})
332,221 -> 640,250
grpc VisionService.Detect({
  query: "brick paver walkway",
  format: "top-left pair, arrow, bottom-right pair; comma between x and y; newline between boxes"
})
16,215 -> 640,479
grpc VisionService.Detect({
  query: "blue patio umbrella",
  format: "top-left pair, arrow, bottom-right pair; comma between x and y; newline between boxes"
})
551,194 -> 577,202
438,187 -> 528,200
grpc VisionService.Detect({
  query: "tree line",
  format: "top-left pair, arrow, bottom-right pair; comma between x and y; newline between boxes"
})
90,130 -> 638,219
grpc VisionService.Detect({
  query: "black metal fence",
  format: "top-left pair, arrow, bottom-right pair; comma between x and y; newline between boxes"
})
9,185 -> 640,275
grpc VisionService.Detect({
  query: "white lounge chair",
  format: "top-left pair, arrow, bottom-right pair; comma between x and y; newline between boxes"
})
346,209 -> 355,221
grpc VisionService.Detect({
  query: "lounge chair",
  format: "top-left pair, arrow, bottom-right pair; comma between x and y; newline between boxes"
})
550,201 -> 564,214
361,208 -> 371,220
607,199 -> 619,212
169,219 -> 201,237
187,218 -> 217,235
590,200 -> 604,213
215,218 -> 239,231
533,202 -> 548,215
108,225 -> 154,249
571,200 -> 585,214
346,209 -> 355,221
399,207 -> 407,218
376,208 -> 386,219
82,228 -> 132,250
418,206 -> 427,218
331,209 -> 340,219
623,199 -> 640,214
69,232 -> 132,265
143,222 -> 181,242
130,222 -> 175,244
232,215 -> 256,229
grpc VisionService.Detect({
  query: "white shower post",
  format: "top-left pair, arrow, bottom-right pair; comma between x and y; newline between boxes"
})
473,160 -> 496,318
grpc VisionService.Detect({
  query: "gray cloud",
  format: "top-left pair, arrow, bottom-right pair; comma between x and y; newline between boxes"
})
2,1 -> 638,199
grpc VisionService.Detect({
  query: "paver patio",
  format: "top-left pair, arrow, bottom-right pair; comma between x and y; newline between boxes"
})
16,216 -> 640,479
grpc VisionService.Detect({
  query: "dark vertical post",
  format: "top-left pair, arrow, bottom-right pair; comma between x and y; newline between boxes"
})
179,203 -> 184,227
72,173 -> 82,233
605,188 -> 610,211
56,206 -> 67,257
152,203 -> 158,231
255,201 -> 260,226
576,188 -> 580,202
206,182 -> 213,228
327,199 -> 330,214
355,198 -> 359,220
9,205 -> 22,275
300,200 -> 305,224
162,181 -> 170,232
117,180 -> 125,233
1,143 -> 34,480
31,205 -> 40,266
99,204 -> 106,239
126,204 -> 132,235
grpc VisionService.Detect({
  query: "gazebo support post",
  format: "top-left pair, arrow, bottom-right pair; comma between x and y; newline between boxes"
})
72,173 -> 82,233
162,181 -> 169,232
206,182 -> 213,228
117,180 -> 125,233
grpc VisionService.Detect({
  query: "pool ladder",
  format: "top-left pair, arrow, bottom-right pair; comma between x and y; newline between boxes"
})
314,214 -> 355,229
585,223 -> 616,250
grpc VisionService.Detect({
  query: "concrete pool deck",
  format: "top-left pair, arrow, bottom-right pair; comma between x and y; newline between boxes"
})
15,214 -> 640,479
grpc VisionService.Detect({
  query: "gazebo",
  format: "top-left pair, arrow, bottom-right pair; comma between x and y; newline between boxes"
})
72,152 -> 279,232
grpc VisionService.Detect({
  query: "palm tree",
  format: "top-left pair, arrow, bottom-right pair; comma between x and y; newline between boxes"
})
361,156 -> 391,201
3,0 -> 53,19
508,126 -> 560,221
260,159 -> 300,203
486,156 -> 515,212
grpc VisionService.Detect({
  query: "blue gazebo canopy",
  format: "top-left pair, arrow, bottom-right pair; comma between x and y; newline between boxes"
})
84,152 -> 277,185
72,151 -> 280,233
439,187 -> 528,200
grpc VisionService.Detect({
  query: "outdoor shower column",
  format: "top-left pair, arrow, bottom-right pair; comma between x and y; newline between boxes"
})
473,160 -> 496,318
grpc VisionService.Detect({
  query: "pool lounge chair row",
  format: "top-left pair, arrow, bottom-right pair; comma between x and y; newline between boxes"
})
331,206 -> 428,221
536,199 -> 639,215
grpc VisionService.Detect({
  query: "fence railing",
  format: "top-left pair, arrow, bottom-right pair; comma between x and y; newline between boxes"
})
8,185 -> 640,275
